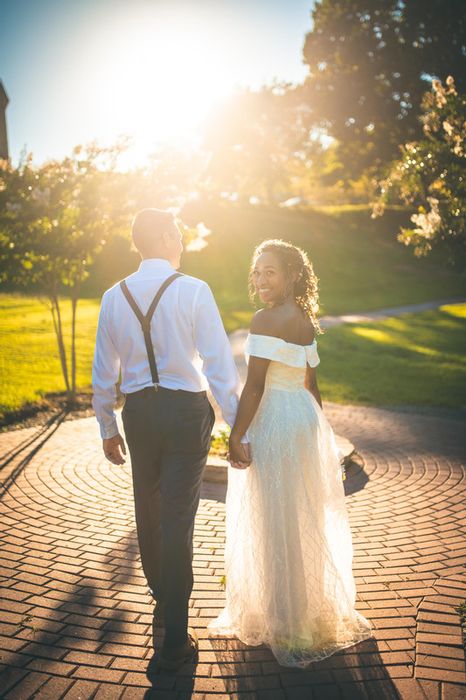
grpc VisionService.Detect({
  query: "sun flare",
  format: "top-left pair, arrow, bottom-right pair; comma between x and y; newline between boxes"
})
69,9 -> 237,166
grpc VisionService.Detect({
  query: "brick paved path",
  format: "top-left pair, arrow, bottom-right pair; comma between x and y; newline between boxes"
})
0,405 -> 465,699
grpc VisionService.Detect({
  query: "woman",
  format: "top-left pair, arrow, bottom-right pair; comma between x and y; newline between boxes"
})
208,239 -> 372,668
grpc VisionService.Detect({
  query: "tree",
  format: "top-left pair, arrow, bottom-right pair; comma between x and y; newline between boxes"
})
202,84 -> 311,204
0,143 -> 128,402
302,0 -> 466,178
373,77 -> 466,265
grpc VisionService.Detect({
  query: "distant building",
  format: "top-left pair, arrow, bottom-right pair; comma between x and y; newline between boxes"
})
0,81 -> 9,160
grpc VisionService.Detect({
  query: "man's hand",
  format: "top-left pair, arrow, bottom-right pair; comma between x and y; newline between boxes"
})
228,437 -> 251,470
103,433 -> 127,465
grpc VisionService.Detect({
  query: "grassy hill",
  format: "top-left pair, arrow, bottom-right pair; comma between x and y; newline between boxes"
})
182,203 -> 466,331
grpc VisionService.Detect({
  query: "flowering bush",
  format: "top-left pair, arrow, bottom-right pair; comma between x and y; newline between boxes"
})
373,77 -> 466,265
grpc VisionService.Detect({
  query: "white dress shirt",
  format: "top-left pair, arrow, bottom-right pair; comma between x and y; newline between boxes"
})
92,258 -> 242,440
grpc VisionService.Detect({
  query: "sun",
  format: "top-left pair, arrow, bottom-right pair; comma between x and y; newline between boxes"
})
74,9 -> 237,167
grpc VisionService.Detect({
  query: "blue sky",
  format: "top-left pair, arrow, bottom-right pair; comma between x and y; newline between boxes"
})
0,0 -> 315,165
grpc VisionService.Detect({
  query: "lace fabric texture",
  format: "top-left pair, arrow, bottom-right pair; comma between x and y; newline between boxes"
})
208,334 -> 372,667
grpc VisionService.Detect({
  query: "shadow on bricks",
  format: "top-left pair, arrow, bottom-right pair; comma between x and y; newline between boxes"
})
0,409 -> 67,500
343,456 -> 370,497
205,636 -> 404,698
0,521 -> 150,696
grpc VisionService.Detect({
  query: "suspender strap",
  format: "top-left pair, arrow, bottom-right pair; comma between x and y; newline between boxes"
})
120,273 -> 183,387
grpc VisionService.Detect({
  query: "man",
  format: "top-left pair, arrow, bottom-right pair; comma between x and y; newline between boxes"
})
92,208 -> 249,671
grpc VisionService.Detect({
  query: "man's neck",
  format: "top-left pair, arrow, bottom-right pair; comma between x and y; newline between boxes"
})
138,257 -> 178,272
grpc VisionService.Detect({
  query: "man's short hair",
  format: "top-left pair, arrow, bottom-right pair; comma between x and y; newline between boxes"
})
132,208 -> 176,255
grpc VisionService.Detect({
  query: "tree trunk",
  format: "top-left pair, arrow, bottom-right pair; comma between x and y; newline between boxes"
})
50,293 -> 71,395
70,291 -> 78,400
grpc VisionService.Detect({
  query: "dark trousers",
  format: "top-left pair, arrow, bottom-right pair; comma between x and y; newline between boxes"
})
122,386 -> 215,648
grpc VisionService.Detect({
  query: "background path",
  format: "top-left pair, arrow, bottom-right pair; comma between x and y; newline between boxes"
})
319,297 -> 466,329
0,401 -> 465,699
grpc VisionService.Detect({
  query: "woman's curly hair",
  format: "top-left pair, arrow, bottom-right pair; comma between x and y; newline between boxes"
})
249,239 -> 322,334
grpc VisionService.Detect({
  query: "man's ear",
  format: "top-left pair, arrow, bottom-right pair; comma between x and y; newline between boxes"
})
161,230 -> 171,249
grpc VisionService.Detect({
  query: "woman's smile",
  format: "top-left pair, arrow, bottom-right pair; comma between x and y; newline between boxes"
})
253,252 -> 287,304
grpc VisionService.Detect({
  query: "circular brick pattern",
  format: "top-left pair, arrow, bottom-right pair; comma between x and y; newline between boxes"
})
0,405 -> 465,699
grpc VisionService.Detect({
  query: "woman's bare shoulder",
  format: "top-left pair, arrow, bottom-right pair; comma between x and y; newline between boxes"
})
250,307 -> 283,337
279,304 -> 316,344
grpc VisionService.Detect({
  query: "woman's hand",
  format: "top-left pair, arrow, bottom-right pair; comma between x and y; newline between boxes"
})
228,435 -> 251,470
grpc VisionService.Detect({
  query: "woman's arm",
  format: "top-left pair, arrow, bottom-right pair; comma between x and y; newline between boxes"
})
305,365 -> 322,408
229,355 -> 270,466
229,309 -> 278,466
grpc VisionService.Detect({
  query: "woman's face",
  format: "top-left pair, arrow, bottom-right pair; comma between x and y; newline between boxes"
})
252,251 -> 288,305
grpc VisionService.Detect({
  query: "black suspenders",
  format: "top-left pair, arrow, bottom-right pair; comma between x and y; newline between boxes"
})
119,273 -> 183,388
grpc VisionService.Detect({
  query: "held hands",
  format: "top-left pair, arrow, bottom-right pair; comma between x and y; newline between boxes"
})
228,435 -> 251,470
103,433 -> 127,465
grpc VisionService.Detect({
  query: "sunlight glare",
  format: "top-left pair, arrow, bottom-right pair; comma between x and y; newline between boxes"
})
75,9 -> 236,166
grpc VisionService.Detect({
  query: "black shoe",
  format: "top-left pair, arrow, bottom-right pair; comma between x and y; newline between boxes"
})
155,631 -> 198,672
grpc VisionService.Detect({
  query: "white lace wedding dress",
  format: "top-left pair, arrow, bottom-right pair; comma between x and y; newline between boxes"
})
208,334 -> 372,668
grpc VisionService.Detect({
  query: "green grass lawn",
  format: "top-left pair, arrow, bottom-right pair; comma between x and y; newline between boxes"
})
0,295 -> 100,416
1,293 -> 465,417
318,303 -> 466,409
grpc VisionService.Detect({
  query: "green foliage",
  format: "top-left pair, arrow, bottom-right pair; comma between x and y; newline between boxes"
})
302,0 -> 466,178
210,427 -> 230,458
0,143 -> 128,292
375,77 -> 466,265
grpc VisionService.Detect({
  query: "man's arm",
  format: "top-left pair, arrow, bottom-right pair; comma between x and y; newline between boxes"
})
92,295 -> 126,463
192,283 -> 249,455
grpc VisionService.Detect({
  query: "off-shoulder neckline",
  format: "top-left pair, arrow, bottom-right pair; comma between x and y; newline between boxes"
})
247,333 -> 317,349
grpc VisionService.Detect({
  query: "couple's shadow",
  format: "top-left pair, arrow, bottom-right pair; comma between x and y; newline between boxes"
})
207,636 -> 401,698
143,623 -> 401,699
